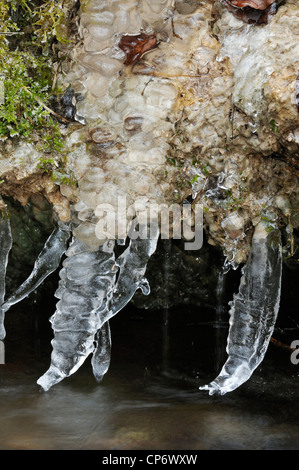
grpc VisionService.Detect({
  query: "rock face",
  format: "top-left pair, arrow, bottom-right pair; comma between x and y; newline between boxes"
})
0,0 -> 298,269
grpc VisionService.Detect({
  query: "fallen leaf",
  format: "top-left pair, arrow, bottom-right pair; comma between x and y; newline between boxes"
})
119,33 -> 158,66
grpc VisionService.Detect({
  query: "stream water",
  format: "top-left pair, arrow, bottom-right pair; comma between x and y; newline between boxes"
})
1,297 -> 299,451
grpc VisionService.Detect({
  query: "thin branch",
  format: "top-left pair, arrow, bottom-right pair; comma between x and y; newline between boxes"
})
270,336 -> 296,352
22,86 -> 71,123
0,32 -> 24,35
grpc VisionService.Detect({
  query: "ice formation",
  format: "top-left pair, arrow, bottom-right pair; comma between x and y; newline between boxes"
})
200,222 -> 282,395
91,321 -> 112,383
1,221 -> 71,318
36,222 -> 159,391
0,211 -> 12,340
37,238 -> 117,391
0,0 -> 298,394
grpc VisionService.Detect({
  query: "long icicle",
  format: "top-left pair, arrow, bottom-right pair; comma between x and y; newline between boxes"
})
38,222 -> 159,391
199,221 -> 282,395
91,225 -> 160,382
37,238 -> 117,391
1,220 -> 71,316
0,215 -> 13,340
108,226 -> 159,319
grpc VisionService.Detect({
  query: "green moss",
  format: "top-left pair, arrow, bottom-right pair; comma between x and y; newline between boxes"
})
190,175 -> 199,184
270,119 -> 278,133
0,0 -> 78,184
0,51 -> 56,139
166,156 -> 179,167
260,213 -> 277,233
37,155 -> 76,185
0,205 -> 10,219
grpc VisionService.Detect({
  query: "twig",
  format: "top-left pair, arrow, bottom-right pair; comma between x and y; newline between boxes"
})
22,86 -> 71,123
169,1 -> 183,40
0,32 -> 24,35
132,68 -> 219,79
141,77 -> 154,96
229,103 -> 235,139
270,336 -> 296,352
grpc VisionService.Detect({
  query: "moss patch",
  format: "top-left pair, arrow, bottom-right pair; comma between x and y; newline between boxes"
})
0,0 -> 78,182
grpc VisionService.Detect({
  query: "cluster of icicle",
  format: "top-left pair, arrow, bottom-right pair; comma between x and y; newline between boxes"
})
0,199 -> 283,394
0,202 -> 159,391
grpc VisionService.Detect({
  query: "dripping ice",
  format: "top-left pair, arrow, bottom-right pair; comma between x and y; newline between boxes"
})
0,206 -> 160,390
36,238 -> 117,391
0,205 -> 284,395
37,223 -> 159,391
200,221 -> 282,395
0,213 -> 12,357
0,217 -> 70,361
2,221 -> 71,316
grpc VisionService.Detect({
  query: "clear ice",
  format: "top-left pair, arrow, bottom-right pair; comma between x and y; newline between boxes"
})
0,205 -> 284,395
0,216 -> 13,340
37,238 -> 117,391
2,221 -> 70,316
106,225 -> 159,320
37,224 -> 159,391
199,222 -> 282,395
90,226 -> 159,384
91,321 -> 112,383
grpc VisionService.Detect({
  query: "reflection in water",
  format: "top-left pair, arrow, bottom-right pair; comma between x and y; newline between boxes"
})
0,304 -> 299,450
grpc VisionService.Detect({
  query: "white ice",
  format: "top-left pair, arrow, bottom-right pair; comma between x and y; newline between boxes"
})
0,216 -> 13,340
37,223 -> 159,391
37,238 -> 117,391
2,221 -> 70,315
199,221 -> 282,395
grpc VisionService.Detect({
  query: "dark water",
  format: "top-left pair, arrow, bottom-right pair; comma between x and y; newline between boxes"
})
1,303 -> 299,451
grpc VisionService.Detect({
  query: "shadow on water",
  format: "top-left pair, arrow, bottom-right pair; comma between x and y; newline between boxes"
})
1,293 -> 299,450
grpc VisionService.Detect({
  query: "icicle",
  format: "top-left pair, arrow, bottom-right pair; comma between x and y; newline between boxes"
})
105,225 -> 160,320
90,230 -> 159,383
37,238 -> 117,391
199,222 -> 282,395
37,221 -> 159,391
0,216 -> 13,340
2,221 -> 71,315
91,321 -> 112,382
90,227 -> 159,382
214,269 -> 228,374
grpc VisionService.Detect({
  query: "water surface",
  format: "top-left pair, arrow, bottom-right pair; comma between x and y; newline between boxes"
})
0,305 -> 299,450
